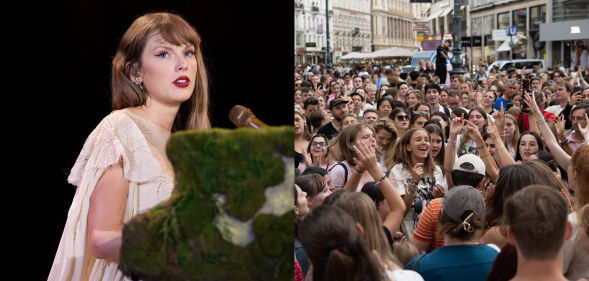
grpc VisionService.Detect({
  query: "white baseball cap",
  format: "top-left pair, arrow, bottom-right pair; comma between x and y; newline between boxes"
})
453,154 -> 486,176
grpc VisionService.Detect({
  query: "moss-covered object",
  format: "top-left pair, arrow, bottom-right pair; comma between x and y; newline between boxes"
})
119,126 -> 294,281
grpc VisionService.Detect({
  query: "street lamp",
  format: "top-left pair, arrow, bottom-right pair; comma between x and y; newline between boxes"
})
325,0 -> 332,72
448,0 -> 466,76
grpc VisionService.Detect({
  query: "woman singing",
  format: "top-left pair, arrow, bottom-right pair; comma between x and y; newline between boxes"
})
48,12 -> 210,280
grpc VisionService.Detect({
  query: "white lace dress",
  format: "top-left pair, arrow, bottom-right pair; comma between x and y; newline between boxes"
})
48,110 -> 174,281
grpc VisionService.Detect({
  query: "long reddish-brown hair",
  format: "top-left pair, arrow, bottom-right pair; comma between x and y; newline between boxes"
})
111,12 -> 210,132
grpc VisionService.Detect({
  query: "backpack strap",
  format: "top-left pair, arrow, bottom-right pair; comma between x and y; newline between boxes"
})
327,163 -> 348,186
407,251 -> 428,271
443,106 -> 451,117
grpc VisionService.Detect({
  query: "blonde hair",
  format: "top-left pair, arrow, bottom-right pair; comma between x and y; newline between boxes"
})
580,204 -> 589,240
111,12 -> 210,132
392,241 -> 420,266
333,192 -> 401,268
373,118 -> 398,173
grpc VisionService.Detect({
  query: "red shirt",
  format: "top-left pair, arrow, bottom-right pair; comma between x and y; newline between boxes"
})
515,108 -> 555,132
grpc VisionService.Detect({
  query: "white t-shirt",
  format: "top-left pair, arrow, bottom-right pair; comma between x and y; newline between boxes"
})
456,135 -> 479,157
388,164 -> 447,239
562,212 -> 589,280
359,71 -> 369,76
545,104 -> 565,115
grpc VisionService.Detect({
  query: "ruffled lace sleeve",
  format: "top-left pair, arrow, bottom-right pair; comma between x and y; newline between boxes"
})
67,112 -> 163,186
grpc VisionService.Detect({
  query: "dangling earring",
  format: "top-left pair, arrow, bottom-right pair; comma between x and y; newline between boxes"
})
130,67 -> 143,90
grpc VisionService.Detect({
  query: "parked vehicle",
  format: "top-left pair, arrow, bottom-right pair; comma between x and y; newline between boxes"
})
486,59 -> 547,76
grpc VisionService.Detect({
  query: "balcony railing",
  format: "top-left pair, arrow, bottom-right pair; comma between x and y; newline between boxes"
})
328,10 -> 334,16
312,6 -> 320,12
295,3 -> 304,9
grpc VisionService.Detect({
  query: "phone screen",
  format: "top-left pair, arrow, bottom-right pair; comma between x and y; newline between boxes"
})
573,86 -> 582,93
505,103 -> 515,111
522,79 -> 530,90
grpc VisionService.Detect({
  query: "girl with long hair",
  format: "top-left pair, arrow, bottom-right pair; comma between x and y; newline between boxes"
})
373,118 -> 398,174
295,173 -> 332,211
457,107 -> 488,157
295,109 -> 312,168
294,184 -> 311,276
409,113 -> 429,129
504,114 -> 520,158
376,98 -> 394,119
405,90 -> 424,110
424,124 -> 446,172
298,134 -> 337,173
482,89 -> 498,116
389,128 -> 447,239
329,123 -> 381,190
391,108 -> 409,137
411,101 -> 431,119
431,111 -> 449,141
49,12 -> 211,280
514,131 -> 543,164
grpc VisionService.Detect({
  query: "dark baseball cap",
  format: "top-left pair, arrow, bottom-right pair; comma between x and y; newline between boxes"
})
329,98 -> 347,110
440,185 -> 485,223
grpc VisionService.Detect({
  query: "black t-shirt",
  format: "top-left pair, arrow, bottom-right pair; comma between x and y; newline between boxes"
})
423,68 -> 435,75
316,121 -> 339,140
436,45 -> 449,65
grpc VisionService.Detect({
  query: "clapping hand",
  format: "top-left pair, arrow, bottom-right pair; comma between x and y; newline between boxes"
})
578,112 -> 589,142
302,148 -> 313,168
352,140 -> 377,172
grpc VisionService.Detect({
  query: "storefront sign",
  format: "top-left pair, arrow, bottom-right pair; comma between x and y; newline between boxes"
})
441,33 -> 453,41
412,22 -> 429,31
422,40 -> 441,50
418,34 -> 425,42
306,42 -> 316,47
296,47 -> 307,55
440,1 -> 450,8
333,47 -> 342,51
571,26 -> 580,34
540,19 -> 589,41
460,36 -> 482,47
492,30 -> 507,41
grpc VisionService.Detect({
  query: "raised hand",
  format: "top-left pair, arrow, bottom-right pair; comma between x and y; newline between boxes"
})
302,148 -> 313,168
463,120 -> 484,143
570,91 -> 583,106
555,114 -> 566,136
449,113 -> 465,137
475,92 -> 484,107
523,91 -> 540,115
486,117 -> 501,142
578,112 -> 589,142
495,102 -> 505,127
411,163 -> 424,183
352,140 -> 377,172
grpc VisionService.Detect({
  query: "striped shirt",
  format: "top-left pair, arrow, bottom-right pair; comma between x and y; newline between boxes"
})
412,198 -> 445,252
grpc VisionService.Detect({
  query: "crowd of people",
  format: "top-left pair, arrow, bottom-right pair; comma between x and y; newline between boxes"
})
294,60 -> 589,281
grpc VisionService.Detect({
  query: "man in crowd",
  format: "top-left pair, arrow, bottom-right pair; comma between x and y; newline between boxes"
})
450,74 -> 463,90
425,83 -> 451,117
460,81 -> 472,96
566,103 -> 589,151
545,80 -> 574,116
494,79 -> 518,110
393,66 -> 405,82
376,69 -> 393,90
410,154 -> 486,253
504,186 -> 572,281
436,40 -> 452,84
553,69 -> 565,82
363,109 -> 379,126
348,75 -> 364,95
409,71 -> 420,88
419,73 -> 431,85
301,87 -> 314,102
316,98 -> 349,140
447,90 -> 462,112
473,67 -> 487,81
295,79 -> 302,91
333,71 -> 341,85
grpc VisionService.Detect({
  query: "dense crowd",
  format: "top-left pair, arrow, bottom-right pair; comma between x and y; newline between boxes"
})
294,60 -> 589,281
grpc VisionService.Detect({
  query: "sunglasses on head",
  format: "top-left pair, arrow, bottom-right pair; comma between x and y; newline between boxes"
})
312,141 -> 327,147
396,115 -> 409,121
413,111 -> 429,115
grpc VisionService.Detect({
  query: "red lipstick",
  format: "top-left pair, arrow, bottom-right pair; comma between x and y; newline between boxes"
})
173,76 -> 190,88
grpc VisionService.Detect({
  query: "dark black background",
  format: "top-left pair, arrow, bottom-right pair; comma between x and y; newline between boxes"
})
5,0 -> 291,277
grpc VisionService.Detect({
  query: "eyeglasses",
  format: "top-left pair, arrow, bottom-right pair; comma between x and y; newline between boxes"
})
295,83 -> 301,86
312,141 -> 327,147
305,97 -> 319,105
413,111 -> 429,115
396,115 -> 409,121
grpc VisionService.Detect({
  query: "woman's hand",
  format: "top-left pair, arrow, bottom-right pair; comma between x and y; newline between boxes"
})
475,92 -> 484,107
352,140 -> 378,172
495,102 -> 506,127
578,113 -> 589,142
555,114 -> 566,136
393,232 -> 407,242
411,163 -> 424,184
523,91 -> 541,116
449,113 -> 464,138
485,183 -> 495,200
302,148 -> 313,168
486,118 -> 502,143
432,184 -> 445,198
463,120 -> 484,144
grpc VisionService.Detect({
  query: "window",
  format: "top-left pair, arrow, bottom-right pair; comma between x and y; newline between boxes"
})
512,8 -> 527,32
497,12 -> 509,30
530,5 -> 546,30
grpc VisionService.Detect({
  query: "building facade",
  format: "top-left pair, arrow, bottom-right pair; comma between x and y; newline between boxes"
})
371,0 -> 421,51
295,0 -> 334,64
332,0 -> 372,62
540,0 -> 589,71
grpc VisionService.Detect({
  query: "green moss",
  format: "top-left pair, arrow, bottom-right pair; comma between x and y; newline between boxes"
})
119,126 -> 295,280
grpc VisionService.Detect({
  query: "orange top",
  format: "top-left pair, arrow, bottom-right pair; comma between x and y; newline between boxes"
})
412,198 -> 445,252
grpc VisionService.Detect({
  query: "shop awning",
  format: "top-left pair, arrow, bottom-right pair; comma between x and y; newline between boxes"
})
496,37 -> 520,52
427,10 -> 443,21
410,50 -> 437,66
439,8 -> 452,18
371,47 -> 416,59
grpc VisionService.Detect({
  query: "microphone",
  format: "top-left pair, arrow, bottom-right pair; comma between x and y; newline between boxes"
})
229,105 -> 267,129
